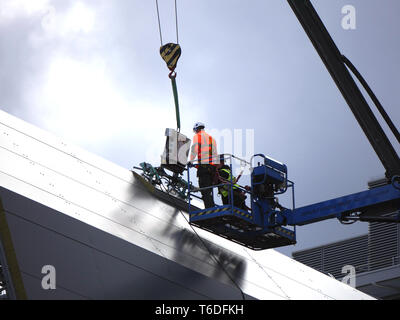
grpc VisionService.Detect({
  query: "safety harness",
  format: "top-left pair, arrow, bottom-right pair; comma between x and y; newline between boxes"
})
218,168 -> 240,198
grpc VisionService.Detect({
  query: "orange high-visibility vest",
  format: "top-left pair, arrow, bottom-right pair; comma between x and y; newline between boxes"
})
190,130 -> 218,165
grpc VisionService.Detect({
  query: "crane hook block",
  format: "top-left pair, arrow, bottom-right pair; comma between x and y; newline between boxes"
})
160,43 -> 181,71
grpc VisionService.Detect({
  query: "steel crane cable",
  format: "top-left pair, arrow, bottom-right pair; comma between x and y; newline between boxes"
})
174,0 -> 179,44
155,0 -> 163,46
155,0 -> 181,73
158,181 -> 246,300
155,0 -> 182,132
155,0 -> 179,46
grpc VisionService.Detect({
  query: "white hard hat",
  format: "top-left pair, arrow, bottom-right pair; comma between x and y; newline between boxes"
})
193,122 -> 205,131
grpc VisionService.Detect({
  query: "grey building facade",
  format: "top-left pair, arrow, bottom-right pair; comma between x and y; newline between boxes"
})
293,219 -> 400,299
0,108 -> 373,300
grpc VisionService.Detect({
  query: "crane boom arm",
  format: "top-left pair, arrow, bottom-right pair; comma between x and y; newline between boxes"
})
288,183 -> 400,225
287,0 -> 400,179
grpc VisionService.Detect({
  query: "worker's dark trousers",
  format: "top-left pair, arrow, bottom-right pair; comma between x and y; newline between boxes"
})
197,165 -> 216,208
220,189 -> 246,209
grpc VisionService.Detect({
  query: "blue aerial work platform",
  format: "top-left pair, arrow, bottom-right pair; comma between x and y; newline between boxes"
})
189,204 -> 296,250
187,154 -> 297,250
187,154 -> 400,251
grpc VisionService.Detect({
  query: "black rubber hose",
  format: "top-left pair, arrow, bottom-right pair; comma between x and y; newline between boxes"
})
342,55 -> 400,145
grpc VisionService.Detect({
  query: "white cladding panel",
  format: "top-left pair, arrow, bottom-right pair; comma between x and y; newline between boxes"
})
0,109 -> 373,300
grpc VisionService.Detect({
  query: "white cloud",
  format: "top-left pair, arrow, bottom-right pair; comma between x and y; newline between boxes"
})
64,2 -> 95,33
0,0 -> 50,21
29,56 -> 176,145
40,1 -> 95,38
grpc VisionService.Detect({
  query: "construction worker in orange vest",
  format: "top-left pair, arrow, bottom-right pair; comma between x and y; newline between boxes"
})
189,122 -> 218,208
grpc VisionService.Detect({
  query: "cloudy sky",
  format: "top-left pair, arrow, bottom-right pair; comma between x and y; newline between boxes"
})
0,0 -> 399,257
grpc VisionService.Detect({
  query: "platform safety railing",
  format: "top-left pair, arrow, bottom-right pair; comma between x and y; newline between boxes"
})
187,154 -> 252,216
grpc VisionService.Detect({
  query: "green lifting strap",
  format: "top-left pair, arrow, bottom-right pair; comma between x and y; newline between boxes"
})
170,75 -> 181,131
159,43 -> 182,132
